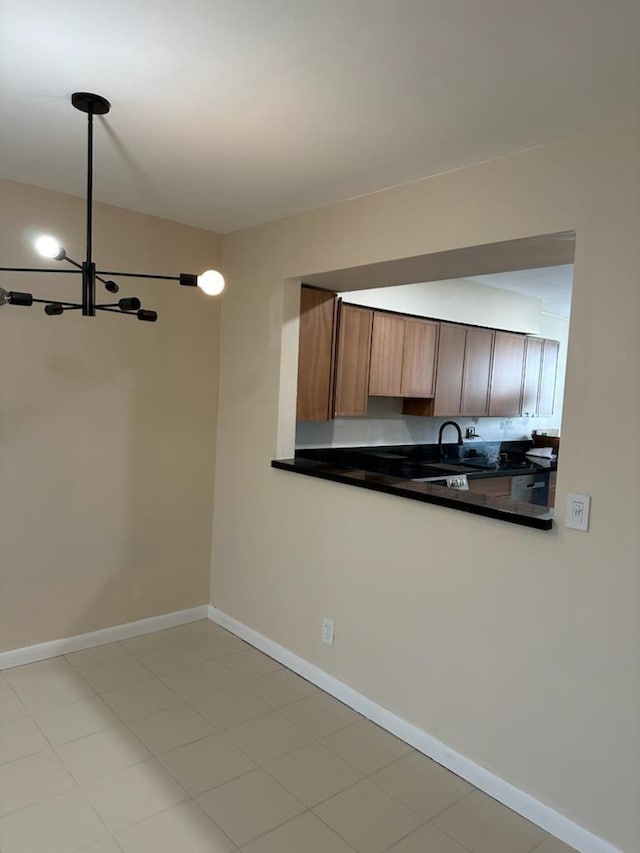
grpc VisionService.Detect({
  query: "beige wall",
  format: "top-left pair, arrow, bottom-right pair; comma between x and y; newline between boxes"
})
0,179 -> 222,651
212,122 -> 640,850
342,277 -> 543,333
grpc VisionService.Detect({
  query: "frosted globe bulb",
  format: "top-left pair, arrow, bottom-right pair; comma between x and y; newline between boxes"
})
197,269 -> 225,296
35,235 -> 65,260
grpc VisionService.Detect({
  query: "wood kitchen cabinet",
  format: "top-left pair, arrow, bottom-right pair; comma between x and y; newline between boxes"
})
369,312 -> 439,398
368,312 -> 406,396
521,336 -> 560,417
467,476 -> 512,499
296,285 -> 337,421
488,331 -> 526,416
432,323 -> 466,415
461,326 -> 494,415
404,323 -> 492,417
401,317 -> 439,397
333,303 -> 373,417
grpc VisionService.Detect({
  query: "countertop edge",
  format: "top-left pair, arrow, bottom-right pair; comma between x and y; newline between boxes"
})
271,459 -> 554,531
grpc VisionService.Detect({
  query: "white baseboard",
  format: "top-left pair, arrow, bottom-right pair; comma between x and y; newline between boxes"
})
209,605 -> 620,853
0,605 -> 209,670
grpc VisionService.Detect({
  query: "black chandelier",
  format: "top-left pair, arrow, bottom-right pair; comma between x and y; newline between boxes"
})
0,92 -> 224,323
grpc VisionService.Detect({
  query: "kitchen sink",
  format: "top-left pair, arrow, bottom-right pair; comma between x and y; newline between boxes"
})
411,473 -> 469,490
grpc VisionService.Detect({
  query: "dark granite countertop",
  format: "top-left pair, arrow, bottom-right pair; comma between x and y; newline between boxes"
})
271,441 -> 556,530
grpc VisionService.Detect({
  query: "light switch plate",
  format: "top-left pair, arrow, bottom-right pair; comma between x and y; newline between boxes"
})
565,492 -> 591,531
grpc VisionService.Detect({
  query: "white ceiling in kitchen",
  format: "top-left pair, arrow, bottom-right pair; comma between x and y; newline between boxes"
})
1,1 -> 639,232
467,265 -> 574,317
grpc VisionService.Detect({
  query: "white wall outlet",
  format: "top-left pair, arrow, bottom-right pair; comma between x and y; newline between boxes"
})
321,617 -> 335,647
565,492 -> 591,531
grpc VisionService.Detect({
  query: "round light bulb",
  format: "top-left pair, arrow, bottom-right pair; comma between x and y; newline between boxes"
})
35,235 -> 65,260
197,269 -> 225,296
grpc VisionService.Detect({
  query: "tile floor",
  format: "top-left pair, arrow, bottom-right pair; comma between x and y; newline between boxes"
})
0,620 -> 577,853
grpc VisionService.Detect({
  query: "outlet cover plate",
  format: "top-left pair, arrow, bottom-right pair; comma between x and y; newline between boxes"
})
565,492 -> 591,531
321,617 -> 335,647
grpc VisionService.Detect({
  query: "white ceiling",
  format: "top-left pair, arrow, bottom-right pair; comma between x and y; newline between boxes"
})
1,1 -> 639,233
467,265 -> 574,317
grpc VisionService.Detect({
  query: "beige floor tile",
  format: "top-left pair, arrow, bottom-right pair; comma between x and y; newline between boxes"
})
80,657 -> 153,693
3,657 -> 74,687
159,662 -> 232,700
198,768 -> 305,846
83,757 -> 188,832
160,732 -> 256,795
126,644 -> 205,675
165,620 -> 221,642
0,687 -> 27,723
265,742 -> 362,806
279,692 -> 360,738
0,716 -> 50,765
0,670 -> 8,689
314,779 -> 423,853
221,648 -> 282,679
12,671 -> 94,712
56,724 -> 150,783
120,630 -> 183,655
78,839 -> 124,853
242,811 -> 355,853
385,821 -> 470,853
372,752 -> 472,819
532,837 -> 578,852
175,627 -> 249,660
226,710 -> 312,764
322,720 -> 412,775
101,678 -> 182,721
247,669 -> 318,708
432,790 -> 548,853
127,702 -> 215,754
79,840 -> 124,853
115,799 -> 235,853
65,643 -> 133,671
0,749 -> 75,816
33,695 -> 120,745
0,789 -> 108,853
193,686 -> 273,730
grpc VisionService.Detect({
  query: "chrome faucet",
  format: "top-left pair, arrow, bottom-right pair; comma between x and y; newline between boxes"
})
438,420 -> 463,461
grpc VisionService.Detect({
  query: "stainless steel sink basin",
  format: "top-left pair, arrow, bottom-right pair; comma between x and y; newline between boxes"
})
411,473 -> 469,490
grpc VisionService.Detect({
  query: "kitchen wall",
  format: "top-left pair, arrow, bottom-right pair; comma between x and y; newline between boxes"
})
213,120 -> 640,851
342,276 -> 543,332
296,279 -> 570,448
0,179 -> 222,651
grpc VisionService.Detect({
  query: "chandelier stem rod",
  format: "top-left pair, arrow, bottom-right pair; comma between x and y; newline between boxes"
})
86,104 -> 94,267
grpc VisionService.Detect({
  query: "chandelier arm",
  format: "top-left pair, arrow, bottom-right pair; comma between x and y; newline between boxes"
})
95,306 -> 138,316
30,298 -> 83,307
63,256 -> 83,270
96,271 -> 181,281
0,267 -> 81,274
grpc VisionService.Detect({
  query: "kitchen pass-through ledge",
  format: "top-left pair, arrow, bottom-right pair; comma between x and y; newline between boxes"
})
271,457 -> 554,530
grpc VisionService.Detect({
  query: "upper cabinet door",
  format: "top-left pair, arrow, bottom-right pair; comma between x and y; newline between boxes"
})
296,286 -> 337,421
401,318 -> 439,398
461,327 -> 494,416
489,331 -> 526,416
538,339 -> 560,416
333,303 -> 373,417
521,336 -> 543,416
369,312 -> 406,396
433,323 -> 466,416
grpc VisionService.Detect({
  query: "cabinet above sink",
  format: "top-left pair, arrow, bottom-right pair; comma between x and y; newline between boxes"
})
296,285 -> 559,422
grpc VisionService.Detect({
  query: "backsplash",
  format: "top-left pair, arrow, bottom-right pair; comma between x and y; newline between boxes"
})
295,397 -> 561,449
